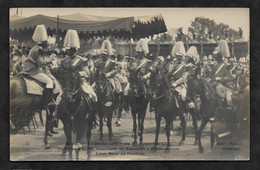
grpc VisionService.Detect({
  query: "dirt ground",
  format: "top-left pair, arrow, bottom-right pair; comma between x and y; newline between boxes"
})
10,110 -> 249,161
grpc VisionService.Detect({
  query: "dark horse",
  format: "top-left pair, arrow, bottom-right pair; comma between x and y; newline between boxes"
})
10,76 -> 46,134
128,72 -> 149,145
210,65 -> 250,150
185,64 -> 217,153
148,63 -> 181,151
52,68 -> 94,160
94,69 -> 116,141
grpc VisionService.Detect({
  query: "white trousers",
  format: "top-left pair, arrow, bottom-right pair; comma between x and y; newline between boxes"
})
30,72 -> 54,89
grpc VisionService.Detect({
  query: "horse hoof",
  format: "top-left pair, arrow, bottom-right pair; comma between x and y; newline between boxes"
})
139,142 -> 143,146
133,141 -> 138,146
199,147 -> 204,153
44,144 -> 51,149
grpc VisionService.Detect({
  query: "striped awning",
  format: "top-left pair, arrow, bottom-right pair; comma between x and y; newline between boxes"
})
10,13 -> 167,39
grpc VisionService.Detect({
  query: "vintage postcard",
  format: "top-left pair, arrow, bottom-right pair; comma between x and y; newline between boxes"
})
10,8 -> 249,161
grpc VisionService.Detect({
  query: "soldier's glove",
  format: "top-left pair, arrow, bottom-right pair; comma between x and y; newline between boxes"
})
188,102 -> 195,109
171,83 -> 177,88
105,73 -> 111,78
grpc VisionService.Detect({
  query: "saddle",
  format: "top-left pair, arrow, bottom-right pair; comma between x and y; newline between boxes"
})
22,75 -> 44,95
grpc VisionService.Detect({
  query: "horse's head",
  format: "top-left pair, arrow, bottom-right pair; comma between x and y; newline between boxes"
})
59,69 -> 80,103
94,69 -> 107,95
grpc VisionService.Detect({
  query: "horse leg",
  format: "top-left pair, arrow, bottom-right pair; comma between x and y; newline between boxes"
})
27,116 -> 31,133
132,112 -> 138,146
106,107 -> 113,141
39,110 -> 44,127
210,120 -> 216,152
75,120 -> 86,161
165,118 -> 171,152
62,124 -> 73,160
198,118 -> 208,153
139,110 -> 146,145
137,113 -> 141,137
179,113 -> 187,146
31,111 -> 36,131
191,111 -> 198,146
44,108 -> 50,149
33,112 -> 39,129
170,120 -> 174,135
99,111 -> 103,142
152,114 -> 161,151
116,107 -> 122,126
86,115 -> 94,160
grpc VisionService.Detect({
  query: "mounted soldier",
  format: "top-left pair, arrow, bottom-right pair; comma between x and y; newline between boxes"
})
169,41 -> 187,108
21,24 -> 60,107
51,29 -> 97,125
210,40 -> 235,110
128,38 -> 152,98
94,39 -> 122,106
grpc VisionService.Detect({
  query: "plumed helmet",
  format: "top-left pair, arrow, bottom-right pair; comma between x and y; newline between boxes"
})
218,40 -> 230,57
171,41 -> 186,57
100,39 -> 115,55
185,46 -> 199,62
63,29 -> 80,49
136,38 -> 149,54
32,25 -> 48,43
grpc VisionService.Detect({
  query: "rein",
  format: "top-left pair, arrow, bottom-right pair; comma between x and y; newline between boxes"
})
150,88 -> 173,101
61,88 -> 83,133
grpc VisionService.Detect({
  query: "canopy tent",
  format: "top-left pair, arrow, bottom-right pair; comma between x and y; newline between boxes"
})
59,13 -> 120,22
10,13 -> 167,40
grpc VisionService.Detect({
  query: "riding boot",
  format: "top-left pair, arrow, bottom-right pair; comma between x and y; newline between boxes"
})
44,89 -> 54,108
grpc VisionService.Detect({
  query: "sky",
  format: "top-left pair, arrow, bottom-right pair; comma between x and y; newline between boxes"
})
10,8 -> 249,40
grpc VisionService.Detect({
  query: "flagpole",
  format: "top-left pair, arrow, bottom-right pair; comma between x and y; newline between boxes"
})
56,15 -> 60,51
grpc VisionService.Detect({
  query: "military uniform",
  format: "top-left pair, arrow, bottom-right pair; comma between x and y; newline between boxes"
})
63,53 -> 98,102
128,57 -> 152,96
210,61 -> 234,107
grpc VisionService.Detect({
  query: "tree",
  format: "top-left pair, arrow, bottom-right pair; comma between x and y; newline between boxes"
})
188,17 -> 243,42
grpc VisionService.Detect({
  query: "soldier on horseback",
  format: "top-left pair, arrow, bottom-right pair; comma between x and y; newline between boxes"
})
210,40 -> 235,111
169,41 -> 187,108
51,29 -> 98,125
94,39 -> 122,107
21,24 -> 60,107
128,38 -> 152,98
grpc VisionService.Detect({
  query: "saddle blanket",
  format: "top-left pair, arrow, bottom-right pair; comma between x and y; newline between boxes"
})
24,77 -> 44,95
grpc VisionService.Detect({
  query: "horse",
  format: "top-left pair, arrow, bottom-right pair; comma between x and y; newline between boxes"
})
185,64 -> 218,153
10,75 -> 49,134
93,69 -> 116,141
50,66 -> 95,160
210,64 -> 250,149
148,62 -> 182,151
128,71 -> 149,146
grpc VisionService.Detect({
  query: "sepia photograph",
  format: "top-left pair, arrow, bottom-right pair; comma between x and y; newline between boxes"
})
9,8 -> 250,161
